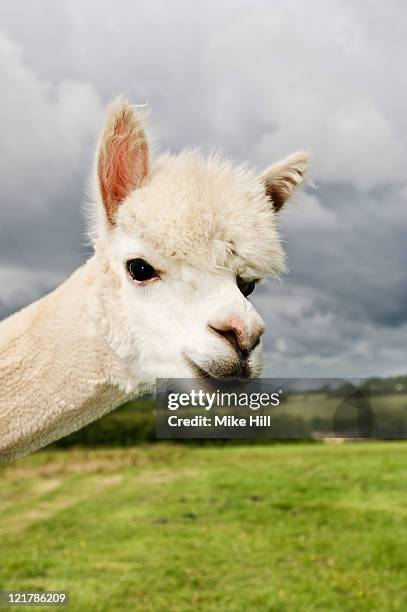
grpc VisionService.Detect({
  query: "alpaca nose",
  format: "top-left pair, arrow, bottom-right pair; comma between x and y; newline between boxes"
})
209,316 -> 264,355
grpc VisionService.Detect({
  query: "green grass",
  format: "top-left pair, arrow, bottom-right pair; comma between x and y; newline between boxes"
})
0,443 -> 406,611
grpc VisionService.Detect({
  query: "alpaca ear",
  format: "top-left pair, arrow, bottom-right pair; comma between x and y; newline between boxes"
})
261,151 -> 309,212
96,96 -> 149,225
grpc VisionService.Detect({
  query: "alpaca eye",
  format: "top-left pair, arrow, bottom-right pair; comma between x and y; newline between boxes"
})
237,277 -> 257,297
126,258 -> 158,282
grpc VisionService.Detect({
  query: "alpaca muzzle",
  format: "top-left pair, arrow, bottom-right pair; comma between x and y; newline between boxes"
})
187,315 -> 265,380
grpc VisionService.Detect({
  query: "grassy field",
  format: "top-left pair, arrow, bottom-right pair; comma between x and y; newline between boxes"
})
0,442 -> 406,611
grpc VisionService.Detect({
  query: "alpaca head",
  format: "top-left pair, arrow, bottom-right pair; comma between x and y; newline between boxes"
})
91,97 -> 308,388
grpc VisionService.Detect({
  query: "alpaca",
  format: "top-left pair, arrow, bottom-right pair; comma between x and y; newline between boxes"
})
0,96 -> 308,463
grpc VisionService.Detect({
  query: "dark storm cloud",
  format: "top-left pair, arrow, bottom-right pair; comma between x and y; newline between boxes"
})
281,184 -> 407,327
0,0 -> 406,376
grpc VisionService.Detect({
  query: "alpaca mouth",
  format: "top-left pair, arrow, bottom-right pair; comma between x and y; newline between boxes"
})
185,356 -> 251,381
188,360 -> 211,379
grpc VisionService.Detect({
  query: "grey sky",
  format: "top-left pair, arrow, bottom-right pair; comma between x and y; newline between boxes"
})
0,0 -> 406,377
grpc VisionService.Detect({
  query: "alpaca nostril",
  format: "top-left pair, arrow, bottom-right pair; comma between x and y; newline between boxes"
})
208,316 -> 264,352
251,336 -> 261,351
209,325 -> 241,354
208,320 -> 262,356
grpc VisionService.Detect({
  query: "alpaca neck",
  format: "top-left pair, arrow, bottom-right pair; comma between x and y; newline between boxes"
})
0,258 -> 136,464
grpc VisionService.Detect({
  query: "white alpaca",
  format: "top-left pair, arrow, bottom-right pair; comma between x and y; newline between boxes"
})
0,97 -> 308,463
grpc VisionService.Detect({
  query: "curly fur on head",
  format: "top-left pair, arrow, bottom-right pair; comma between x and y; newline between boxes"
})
90,97 -> 308,278
85,95 -> 309,388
